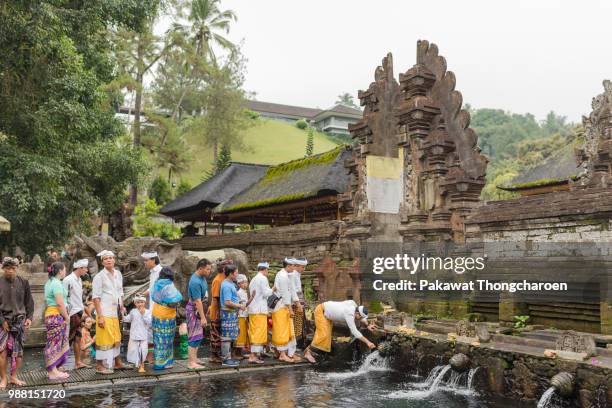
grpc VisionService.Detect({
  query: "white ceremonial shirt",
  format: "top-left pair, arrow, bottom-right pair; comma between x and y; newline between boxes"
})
63,272 -> 84,316
273,269 -> 294,312
148,264 -> 162,310
248,272 -> 273,315
91,268 -> 124,318
237,288 -> 249,318
288,270 -> 302,297
323,300 -> 364,339
123,308 -> 152,341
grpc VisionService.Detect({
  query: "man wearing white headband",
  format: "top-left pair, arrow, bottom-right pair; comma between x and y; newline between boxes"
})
141,251 -> 161,364
272,258 -> 301,363
63,259 -> 89,369
124,295 -> 151,373
303,300 -> 377,364
247,262 -> 273,364
92,250 -> 126,374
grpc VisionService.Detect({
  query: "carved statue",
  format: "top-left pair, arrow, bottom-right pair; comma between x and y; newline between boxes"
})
575,80 -> 612,187
396,40 -> 488,242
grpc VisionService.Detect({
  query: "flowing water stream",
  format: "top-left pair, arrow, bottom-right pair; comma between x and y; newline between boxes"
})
3,349 -> 527,407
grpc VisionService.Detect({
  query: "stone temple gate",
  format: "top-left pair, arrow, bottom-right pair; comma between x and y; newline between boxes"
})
178,40 -> 612,335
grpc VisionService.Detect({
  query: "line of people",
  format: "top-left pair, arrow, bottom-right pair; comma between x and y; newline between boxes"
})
0,251 -> 378,386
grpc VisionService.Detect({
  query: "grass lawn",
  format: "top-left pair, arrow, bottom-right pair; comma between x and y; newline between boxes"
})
180,119 -> 340,185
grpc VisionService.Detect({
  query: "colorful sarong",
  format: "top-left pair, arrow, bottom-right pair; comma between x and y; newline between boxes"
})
236,317 -> 249,347
248,314 -> 268,347
292,304 -> 304,338
185,301 -> 204,348
152,303 -> 176,370
272,307 -> 294,348
43,308 -> 69,371
209,297 -> 221,357
310,303 -> 333,353
0,316 -> 25,375
220,309 -> 239,340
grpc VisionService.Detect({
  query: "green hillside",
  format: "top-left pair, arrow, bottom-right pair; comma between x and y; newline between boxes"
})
180,119 -> 340,185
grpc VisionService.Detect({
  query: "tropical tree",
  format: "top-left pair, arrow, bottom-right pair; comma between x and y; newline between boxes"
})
336,92 -> 358,108
174,0 -> 237,64
0,1 -> 152,254
112,0 -> 175,205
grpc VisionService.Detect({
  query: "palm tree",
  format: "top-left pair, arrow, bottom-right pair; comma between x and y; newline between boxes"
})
174,0 -> 237,64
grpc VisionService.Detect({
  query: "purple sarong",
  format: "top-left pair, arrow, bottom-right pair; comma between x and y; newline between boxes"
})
44,314 -> 69,371
186,301 -> 204,347
0,318 -> 25,375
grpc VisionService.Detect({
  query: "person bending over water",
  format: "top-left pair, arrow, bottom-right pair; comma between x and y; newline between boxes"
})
303,300 -> 377,364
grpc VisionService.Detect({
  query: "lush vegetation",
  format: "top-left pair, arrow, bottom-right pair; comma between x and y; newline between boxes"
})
0,1 -> 153,254
133,199 -> 182,240
468,106 -> 578,201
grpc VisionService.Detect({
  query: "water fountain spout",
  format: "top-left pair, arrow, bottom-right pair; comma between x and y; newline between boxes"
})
536,372 -> 575,408
449,353 -> 470,373
550,372 -> 574,398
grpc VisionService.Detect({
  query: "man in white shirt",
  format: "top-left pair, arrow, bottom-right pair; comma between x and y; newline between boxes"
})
141,251 -> 162,363
63,259 -> 88,369
92,250 -> 126,374
289,258 -> 307,348
303,300 -> 377,364
272,258 -> 302,363
247,262 -> 273,364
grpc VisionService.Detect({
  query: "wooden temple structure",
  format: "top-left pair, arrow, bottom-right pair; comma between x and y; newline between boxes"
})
161,146 -> 352,231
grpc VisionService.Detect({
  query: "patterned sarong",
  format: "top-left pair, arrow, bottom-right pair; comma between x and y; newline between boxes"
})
272,307 -> 294,348
310,303 -> 333,353
44,309 -> 69,371
220,309 -> 239,340
292,304 -> 304,338
0,316 -> 25,375
235,317 -> 249,347
209,297 -> 221,357
185,301 -> 204,348
152,303 -> 176,370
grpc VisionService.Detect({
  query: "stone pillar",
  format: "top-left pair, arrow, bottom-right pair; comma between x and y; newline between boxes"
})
498,292 -> 528,327
601,271 -> 612,335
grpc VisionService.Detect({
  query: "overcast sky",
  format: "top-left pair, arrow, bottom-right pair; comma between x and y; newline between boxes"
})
171,0 -> 612,122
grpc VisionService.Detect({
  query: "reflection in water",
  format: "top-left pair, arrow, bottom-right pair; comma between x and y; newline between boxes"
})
0,366 -> 518,408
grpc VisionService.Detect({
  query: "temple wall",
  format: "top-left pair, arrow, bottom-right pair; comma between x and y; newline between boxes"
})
465,207 -> 612,335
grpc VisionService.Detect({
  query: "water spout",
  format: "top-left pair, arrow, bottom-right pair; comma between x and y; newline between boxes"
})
550,372 -> 574,398
449,353 -> 470,373
536,372 -> 574,408
427,364 -> 452,391
467,367 -> 480,390
537,387 -> 556,408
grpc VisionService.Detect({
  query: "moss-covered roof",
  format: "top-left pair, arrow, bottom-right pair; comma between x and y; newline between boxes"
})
215,145 -> 352,214
498,143 -> 583,191
160,162 -> 269,218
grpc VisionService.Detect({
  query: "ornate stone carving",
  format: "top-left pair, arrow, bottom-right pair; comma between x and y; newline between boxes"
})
344,53 -> 402,219
396,40 -> 488,242
575,80 -> 612,187
455,319 -> 476,337
555,330 -> 597,357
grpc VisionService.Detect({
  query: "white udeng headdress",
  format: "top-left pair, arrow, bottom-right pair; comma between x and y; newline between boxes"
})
141,251 -> 159,259
97,250 -> 115,259
73,259 -> 89,269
